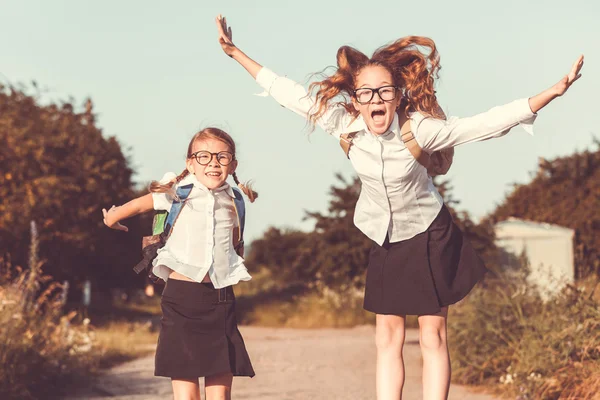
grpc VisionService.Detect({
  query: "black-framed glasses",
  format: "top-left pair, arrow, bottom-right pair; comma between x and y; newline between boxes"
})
353,85 -> 398,104
190,151 -> 235,166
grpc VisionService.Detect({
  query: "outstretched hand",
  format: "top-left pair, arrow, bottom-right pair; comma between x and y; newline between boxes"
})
102,206 -> 128,232
216,14 -> 237,57
553,55 -> 584,96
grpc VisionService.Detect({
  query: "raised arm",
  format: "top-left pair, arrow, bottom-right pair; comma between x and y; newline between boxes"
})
215,14 -> 356,138
413,55 -> 584,152
102,194 -> 154,232
216,15 -> 262,79
528,55 -> 583,113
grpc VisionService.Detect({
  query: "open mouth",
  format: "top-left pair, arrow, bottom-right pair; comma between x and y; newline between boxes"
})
371,109 -> 386,125
205,171 -> 222,177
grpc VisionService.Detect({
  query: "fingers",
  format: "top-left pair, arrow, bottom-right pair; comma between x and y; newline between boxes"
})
216,14 -> 233,43
215,15 -> 225,36
569,55 -> 584,78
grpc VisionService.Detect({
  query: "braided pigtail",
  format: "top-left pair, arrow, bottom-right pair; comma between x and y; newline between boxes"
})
149,169 -> 189,201
232,171 -> 258,203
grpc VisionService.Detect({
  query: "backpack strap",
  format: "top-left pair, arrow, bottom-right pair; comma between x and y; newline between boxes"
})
163,183 -> 194,237
231,187 -> 245,255
338,115 -> 431,171
339,131 -> 360,159
399,116 -> 431,170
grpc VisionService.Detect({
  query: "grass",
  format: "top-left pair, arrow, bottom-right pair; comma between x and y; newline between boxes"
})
92,320 -> 158,369
0,220 -> 161,400
234,267 -> 426,328
448,268 -> 600,400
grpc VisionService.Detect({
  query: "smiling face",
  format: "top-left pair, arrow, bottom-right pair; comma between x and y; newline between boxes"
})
352,64 -> 401,135
186,138 -> 237,190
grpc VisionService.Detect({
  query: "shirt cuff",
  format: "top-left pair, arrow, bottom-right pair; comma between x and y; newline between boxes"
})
517,98 -> 537,136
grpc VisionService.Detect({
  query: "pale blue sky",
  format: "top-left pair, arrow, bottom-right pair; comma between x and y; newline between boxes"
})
2,0 -> 599,243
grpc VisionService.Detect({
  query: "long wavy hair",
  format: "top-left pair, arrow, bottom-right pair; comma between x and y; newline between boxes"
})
308,36 -> 443,126
149,127 -> 258,202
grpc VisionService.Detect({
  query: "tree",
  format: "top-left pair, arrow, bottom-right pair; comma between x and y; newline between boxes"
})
0,84 -> 146,294
487,142 -> 600,278
245,173 -> 498,288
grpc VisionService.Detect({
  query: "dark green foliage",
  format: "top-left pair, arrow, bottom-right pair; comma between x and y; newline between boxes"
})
245,174 -> 498,289
0,84 -> 146,292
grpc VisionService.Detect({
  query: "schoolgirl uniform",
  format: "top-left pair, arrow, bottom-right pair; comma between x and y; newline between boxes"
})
151,172 -> 255,379
254,67 -> 537,315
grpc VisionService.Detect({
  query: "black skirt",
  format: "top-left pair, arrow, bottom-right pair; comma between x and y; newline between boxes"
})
155,279 -> 255,379
363,206 -> 488,316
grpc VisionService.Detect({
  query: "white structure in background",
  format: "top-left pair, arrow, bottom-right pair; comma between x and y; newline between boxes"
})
494,218 -> 575,299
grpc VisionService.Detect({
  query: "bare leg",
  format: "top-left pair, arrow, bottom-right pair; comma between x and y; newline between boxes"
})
171,378 -> 201,400
375,314 -> 407,400
205,372 -> 233,400
418,307 -> 450,400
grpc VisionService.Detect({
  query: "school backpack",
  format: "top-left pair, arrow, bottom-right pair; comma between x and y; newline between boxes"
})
133,184 -> 246,283
339,115 -> 454,176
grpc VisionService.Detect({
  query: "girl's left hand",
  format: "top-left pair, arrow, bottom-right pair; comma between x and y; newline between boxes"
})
552,55 -> 584,96
102,206 -> 129,232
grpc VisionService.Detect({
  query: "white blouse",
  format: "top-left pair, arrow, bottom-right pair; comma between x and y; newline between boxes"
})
255,67 -> 537,245
151,172 -> 251,288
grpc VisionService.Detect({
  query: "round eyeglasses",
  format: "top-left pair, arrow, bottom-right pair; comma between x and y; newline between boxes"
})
190,151 -> 235,166
353,85 -> 398,104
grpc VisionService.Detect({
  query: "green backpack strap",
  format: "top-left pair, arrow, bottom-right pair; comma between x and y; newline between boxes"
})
150,184 -> 194,236
231,187 -> 245,254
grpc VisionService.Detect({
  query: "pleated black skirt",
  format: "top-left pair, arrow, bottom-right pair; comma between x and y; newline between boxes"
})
155,279 -> 255,379
363,206 -> 488,316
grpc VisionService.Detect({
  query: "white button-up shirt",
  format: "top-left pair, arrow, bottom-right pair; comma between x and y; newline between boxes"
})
256,67 -> 537,245
151,172 -> 251,288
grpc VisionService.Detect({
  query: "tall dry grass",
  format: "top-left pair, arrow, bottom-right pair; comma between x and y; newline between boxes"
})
0,222 -> 158,399
236,268 -> 375,328
449,265 -> 600,400
0,222 -> 95,399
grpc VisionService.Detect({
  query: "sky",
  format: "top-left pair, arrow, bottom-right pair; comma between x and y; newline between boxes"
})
2,0 -> 599,243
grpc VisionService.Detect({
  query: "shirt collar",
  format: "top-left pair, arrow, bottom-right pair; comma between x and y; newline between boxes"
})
338,113 -> 400,139
179,173 -> 236,198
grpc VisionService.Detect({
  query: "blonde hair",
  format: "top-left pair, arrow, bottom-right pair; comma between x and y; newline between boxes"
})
149,127 -> 258,202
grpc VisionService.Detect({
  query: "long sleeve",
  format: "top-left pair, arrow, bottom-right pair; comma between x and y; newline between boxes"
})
255,67 -> 360,139
151,172 -> 177,211
411,98 -> 537,152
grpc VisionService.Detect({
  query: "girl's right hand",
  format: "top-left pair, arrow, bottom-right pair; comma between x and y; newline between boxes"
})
102,206 -> 129,232
216,14 -> 237,57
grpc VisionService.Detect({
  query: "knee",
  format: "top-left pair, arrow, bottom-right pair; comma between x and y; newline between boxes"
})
375,320 -> 405,352
419,327 -> 446,352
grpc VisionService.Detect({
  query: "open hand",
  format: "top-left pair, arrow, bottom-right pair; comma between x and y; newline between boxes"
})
102,206 -> 128,232
553,55 -> 584,96
216,14 -> 237,57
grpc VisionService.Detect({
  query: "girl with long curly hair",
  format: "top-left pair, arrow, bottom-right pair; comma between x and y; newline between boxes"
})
215,14 -> 583,400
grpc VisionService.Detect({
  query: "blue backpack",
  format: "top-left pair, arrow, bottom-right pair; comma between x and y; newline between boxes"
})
133,184 -> 246,281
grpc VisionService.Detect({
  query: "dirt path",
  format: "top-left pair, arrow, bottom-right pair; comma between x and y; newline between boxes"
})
65,326 -> 497,400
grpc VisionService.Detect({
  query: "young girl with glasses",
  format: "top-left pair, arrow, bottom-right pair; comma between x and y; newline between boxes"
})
215,14 -> 583,400
103,127 -> 257,400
